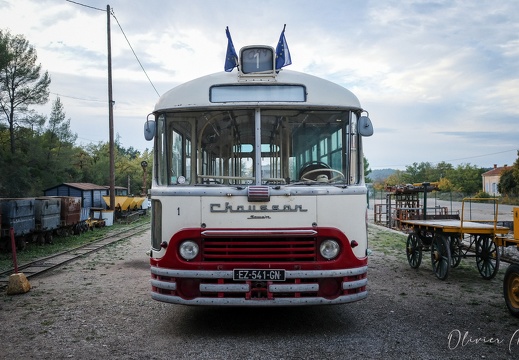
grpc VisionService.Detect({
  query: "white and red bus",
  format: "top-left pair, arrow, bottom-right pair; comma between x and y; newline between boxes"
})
144,44 -> 374,306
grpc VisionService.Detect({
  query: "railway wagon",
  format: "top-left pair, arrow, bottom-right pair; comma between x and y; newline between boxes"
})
0,196 -> 86,250
0,198 -> 36,250
53,196 -> 86,235
34,197 -> 61,244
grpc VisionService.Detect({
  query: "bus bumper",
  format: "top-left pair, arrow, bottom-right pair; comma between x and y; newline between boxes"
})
150,266 -> 368,306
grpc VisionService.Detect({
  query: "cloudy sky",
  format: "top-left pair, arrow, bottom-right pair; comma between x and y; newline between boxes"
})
2,0 -> 518,170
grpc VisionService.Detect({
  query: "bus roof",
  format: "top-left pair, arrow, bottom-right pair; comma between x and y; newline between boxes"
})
154,69 -> 362,112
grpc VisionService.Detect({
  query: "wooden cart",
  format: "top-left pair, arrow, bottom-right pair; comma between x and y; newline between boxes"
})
402,218 -> 509,280
401,198 -> 519,317
401,198 -> 511,281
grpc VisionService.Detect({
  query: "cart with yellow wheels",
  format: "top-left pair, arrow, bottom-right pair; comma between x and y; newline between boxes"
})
402,198 -> 509,281
503,207 -> 519,317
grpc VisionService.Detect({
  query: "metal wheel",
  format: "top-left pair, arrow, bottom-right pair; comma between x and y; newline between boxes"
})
45,232 -> 53,244
431,234 -> 451,280
36,233 -> 45,245
16,236 -> 27,251
406,233 -> 422,269
449,235 -> 462,268
504,264 -> 519,317
475,235 -> 499,280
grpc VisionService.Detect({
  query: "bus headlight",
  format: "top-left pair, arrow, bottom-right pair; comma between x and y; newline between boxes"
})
179,240 -> 199,260
320,240 -> 340,260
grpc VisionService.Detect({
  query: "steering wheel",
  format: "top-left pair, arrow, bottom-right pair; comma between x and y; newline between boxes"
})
299,161 -> 345,182
301,168 -> 345,182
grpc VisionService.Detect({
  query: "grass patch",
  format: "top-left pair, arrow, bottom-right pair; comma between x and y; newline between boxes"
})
369,224 -> 407,257
0,214 -> 150,272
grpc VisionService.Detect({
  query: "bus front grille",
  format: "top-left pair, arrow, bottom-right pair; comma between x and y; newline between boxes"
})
202,237 -> 317,262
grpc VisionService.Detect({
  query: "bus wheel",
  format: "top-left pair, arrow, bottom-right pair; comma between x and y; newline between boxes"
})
504,264 -> 519,317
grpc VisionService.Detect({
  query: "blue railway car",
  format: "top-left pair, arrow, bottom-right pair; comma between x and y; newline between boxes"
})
0,198 -> 36,249
34,197 -> 61,244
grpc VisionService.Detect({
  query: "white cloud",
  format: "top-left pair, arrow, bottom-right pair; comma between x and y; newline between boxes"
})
1,0 -> 518,170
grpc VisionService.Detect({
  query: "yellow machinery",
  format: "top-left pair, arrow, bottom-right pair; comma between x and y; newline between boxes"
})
503,207 -> 519,317
515,207 -> 519,241
102,196 -> 146,212
85,207 -> 105,229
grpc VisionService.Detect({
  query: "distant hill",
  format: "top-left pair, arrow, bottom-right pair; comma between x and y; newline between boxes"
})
368,168 -> 396,182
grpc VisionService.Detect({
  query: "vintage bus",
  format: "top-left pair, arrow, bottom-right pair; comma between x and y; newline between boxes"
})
144,44 -> 374,306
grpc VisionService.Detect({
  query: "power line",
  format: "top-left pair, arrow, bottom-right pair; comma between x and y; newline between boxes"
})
50,92 -> 104,103
373,148 -> 518,169
65,0 -> 105,12
110,9 -> 161,97
65,1 -> 161,98
441,149 -> 518,163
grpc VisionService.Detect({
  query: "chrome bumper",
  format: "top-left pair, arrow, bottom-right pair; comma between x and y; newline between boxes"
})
150,266 -> 368,306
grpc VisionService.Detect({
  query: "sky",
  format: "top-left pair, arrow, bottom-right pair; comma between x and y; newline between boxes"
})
1,0 -> 518,170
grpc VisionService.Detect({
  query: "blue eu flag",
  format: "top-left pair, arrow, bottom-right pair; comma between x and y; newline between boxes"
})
224,26 -> 238,72
275,24 -> 292,71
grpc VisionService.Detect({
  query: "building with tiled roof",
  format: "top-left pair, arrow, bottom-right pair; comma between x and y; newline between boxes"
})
43,183 -> 127,208
481,164 -> 509,195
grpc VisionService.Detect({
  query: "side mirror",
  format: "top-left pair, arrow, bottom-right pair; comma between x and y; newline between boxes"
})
358,115 -> 373,137
144,117 -> 156,141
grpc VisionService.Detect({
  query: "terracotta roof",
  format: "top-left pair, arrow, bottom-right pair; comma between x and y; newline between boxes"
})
482,166 -> 508,177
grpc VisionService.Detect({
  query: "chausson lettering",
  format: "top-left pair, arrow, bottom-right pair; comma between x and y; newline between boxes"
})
210,202 -> 308,213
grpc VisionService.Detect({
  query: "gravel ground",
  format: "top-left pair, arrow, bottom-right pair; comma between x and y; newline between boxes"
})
1,222 -> 519,359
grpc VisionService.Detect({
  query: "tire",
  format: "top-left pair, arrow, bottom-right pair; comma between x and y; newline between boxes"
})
503,263 -> 519,317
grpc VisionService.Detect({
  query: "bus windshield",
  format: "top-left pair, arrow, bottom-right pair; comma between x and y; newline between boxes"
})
155,109 -> 361,186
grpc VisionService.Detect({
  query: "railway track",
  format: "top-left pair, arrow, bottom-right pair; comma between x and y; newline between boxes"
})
0,223 -> 149,288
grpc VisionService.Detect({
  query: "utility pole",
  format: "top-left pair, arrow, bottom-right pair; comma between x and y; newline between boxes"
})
141,161 -> 148,196
107,4 -> 115,211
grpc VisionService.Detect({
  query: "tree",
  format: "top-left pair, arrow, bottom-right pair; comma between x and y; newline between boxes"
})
499,151 -> 519,197
498,168 -> 517,196
438,177 -> 456,192
44,97 -> 77,155
39,97 -> 79,185
513,150 -> 519,192
401,162 -> 437,184
0,30 -> 51,154
0,31 -> 10,71
364,156 -> 372,183
446,163 -> 484,195
384,169 -> 406,186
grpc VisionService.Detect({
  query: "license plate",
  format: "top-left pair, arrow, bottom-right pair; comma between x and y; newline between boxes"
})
233,269 -> 286,281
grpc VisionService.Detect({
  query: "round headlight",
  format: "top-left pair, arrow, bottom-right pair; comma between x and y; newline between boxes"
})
179,240 -> 199,260
320,240 -> 340,260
